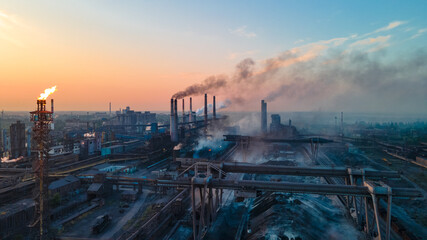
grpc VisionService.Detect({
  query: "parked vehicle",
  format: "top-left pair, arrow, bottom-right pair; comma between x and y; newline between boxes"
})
92,214 -> 111,234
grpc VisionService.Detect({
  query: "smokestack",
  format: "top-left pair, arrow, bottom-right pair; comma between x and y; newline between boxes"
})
189,97 -> 193,122
213,96 -> 216,120
261,100 -> 267,134
204,93 -> 208,127
182,98 -> 185,124
51,99 -> 55,130
289,118 -> 291,127
174,98 -> 178,141
170,99 -> 179,142
170,99 -> 174,141
109,102 -> 111,115
341,112 -> 344,137
26,128 -> 31,157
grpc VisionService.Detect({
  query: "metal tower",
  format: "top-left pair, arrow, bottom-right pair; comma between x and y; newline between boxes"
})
30,99 -> 53,239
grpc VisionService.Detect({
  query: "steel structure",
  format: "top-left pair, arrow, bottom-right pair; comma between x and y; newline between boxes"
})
219,162 -> 400,179
223,134 -> 333,160
76,160 -> 421,240
160,162 -> 421,240
30,99 -> 53,239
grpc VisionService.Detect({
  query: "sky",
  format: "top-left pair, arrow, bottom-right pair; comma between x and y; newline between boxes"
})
0,1 -> 426,113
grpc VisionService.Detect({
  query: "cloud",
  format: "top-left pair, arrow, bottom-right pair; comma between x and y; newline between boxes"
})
261,44 -> 328,72
229,26 -> 256,38
350,35 -> 391,46
375,21 -> 406,33
317,37 -> 350,46
410,28 -> 427,39
348,35 -> 391,53
260,36 -> 353,72
294,39 -> 305,44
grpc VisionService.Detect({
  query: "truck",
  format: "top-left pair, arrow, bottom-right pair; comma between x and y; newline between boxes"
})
92,214 -> 111,234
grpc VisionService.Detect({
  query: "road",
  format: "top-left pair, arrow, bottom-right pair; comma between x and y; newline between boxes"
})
100,189 -> 149,239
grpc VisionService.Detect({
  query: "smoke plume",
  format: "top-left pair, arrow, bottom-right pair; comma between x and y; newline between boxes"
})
172,75 -> 227,99
172,24 -> 427,113
233,58 -> 255,82
262,50 -> 427,112
196,99 -> 231,115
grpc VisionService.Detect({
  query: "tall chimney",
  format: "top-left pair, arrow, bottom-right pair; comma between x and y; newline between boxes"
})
204,93 -> 208,127
189,97 -> 193,122
51,99 -> 55,130
213,96 -> 216,120
174,99 -> 178,141
261,100 -> 267,134
109,102 -> 111,115
170,99 -> 175,141
340,112 -> 344,137
182,98 -> 185,124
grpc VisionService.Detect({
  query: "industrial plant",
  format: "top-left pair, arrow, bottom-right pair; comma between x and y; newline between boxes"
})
0,86 -> 426,240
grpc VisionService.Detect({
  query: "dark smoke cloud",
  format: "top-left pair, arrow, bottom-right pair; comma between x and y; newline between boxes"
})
172,75 -> 227,99
264,50 -> 298,72
233,58 -> 255,82
172,58 -> 256,99
172,31 -> 427,113
263,49 -> 427,113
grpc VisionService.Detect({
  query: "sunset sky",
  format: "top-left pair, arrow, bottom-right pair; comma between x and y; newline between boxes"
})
0,1 -> 426,113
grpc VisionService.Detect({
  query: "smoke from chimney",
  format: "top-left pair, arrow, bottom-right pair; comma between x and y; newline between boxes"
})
172,76 -> 227,99
170,26 -> 427,114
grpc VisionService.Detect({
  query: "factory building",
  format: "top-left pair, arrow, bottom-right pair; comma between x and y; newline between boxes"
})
80,138 -> 97,157
0,199 -> 35,239
117,106 -> 156,126
65,119 -> 89,129
48,175 -> 81,198
9,121 -> 26,159
270,114 -> 298,138
1,129 -> 7,157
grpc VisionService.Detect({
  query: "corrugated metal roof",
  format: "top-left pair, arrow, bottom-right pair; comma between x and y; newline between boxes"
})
48,175 -> 79,190
87,183 -> 103,192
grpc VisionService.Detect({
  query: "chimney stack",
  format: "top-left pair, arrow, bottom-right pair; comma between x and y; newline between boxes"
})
170,99 -> 178,142
170,99 -> 174,141
174,99 -> 178,140
213,96 -> 216,120
51,99 -> 55,130
261,100 -> 267,134
340,112 -> 344,137
182,99 -> 185,124
109,102 -> 111,115
189,97 -> 193,122
204,93 -> 208,127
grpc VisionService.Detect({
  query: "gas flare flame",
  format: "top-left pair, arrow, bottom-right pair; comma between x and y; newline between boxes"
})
38,86 -> 57,100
